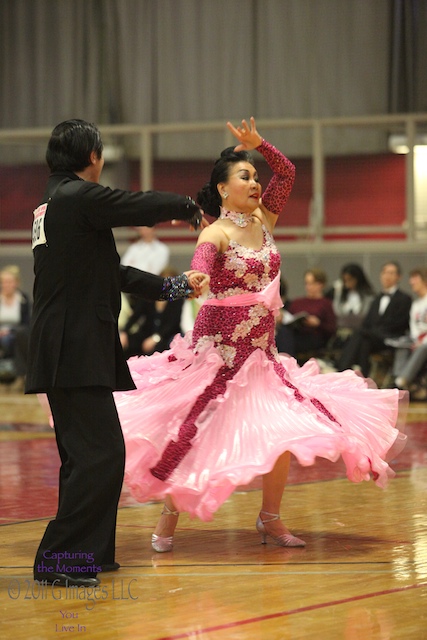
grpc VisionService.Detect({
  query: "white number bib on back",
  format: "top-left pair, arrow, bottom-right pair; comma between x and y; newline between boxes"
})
32,203 -> 48,249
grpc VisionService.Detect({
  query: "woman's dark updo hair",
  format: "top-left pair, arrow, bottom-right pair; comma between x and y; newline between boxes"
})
196,147 -> 255,218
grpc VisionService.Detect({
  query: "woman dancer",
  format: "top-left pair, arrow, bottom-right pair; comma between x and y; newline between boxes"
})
115,117 -> 406,551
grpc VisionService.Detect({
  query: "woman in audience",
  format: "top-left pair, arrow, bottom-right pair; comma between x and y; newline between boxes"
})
326,263 -> 375,350
0,265 -> 31,389
276,267 -> 336,360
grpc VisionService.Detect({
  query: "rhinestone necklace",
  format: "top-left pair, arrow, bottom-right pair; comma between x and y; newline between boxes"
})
219,207 -> 253,228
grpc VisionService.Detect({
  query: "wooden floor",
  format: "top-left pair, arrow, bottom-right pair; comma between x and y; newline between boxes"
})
0,389 -> 426,639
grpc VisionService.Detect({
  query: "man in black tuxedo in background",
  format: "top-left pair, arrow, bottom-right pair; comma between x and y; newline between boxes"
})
337,261 -> 412,377
26,119 -> 207,586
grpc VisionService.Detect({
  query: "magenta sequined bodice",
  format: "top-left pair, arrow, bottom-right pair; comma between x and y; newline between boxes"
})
192,226 -> 281,369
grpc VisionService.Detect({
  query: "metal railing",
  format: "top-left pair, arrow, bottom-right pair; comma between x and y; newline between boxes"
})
1,113 -> 427,248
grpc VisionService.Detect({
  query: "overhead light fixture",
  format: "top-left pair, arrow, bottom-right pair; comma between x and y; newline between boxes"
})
388,134 -> 427,154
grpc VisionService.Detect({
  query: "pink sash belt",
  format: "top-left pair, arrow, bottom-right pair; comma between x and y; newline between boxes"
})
202,272 -> 283,316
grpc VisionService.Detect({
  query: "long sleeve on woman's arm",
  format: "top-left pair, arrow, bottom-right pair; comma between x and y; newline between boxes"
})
256,140 -> 296,214
190,242 -> 218,275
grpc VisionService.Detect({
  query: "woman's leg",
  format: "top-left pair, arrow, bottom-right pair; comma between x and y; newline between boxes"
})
392,347 -> 410,379
399,344 -> 427,386
153,494 -> 180,538
150,365 -> 233,544
260,451 -> 293,536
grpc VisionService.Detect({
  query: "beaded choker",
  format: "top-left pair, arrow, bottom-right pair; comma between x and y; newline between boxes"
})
219,207 -> 253,228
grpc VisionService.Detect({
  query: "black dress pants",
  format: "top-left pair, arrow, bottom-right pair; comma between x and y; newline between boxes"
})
34,386 -> 125,578
276,325 -> 325,357
337,329 -> 386,377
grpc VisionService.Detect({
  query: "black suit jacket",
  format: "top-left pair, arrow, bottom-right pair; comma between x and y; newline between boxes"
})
361,289 -> 412,340
26,171 -> 193,393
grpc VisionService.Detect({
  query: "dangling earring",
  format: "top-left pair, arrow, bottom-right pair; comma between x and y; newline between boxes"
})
222,192 -> 228,199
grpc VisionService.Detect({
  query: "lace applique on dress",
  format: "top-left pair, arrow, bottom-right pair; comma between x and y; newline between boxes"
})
231,304 -> 269,342
252,332 -> 270,350
194,333 -> 237,367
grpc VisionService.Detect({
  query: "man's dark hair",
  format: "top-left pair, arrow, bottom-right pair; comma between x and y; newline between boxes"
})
382,260 -> 402,276
46,119 -> 103,172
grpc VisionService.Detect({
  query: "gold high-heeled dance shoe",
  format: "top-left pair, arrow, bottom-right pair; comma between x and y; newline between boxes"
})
256,510 -> 306,547
151,505 -> 179,553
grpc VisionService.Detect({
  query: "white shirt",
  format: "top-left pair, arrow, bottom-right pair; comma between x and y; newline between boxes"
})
340,290 -> 363,315
120,239 -> 170,275
409,294 -> 427,342
0,294 -> 21,327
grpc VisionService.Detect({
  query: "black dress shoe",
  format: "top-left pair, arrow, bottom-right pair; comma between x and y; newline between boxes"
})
34,572 -> 100,587
100,562 -> 120,572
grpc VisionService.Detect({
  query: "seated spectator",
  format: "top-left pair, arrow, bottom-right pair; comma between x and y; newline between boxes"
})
336,261 -> 412,378
388,267 -> 427,396
276,268 -> 336,360
326,263 -> 375,350
0,265 -> 31,389
120,268 -> 184,358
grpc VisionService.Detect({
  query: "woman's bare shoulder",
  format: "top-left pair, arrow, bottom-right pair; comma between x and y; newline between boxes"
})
197,221 -> 230,251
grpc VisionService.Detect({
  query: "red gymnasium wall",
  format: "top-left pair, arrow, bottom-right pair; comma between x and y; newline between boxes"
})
0,154 -> 405,240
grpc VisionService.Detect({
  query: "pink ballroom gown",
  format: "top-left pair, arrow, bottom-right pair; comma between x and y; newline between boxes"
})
114,226 -> 407,521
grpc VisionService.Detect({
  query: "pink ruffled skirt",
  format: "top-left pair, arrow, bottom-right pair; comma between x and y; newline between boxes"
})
114,333 -> 407,521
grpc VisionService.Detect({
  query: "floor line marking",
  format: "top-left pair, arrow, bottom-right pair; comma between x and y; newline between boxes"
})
153,581 -> 427,639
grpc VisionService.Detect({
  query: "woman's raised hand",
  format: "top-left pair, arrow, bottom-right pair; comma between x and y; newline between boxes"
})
227,116 -> 263,152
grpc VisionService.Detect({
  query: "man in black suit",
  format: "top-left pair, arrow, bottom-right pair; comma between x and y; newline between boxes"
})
26,119 -> 206,587
337,261 -> 412,377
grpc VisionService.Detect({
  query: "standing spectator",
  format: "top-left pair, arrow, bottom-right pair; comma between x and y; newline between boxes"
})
337,261 -> 412,377
120,226 -> 171,324
276,267 -> 336,359
121,226 -> 170,275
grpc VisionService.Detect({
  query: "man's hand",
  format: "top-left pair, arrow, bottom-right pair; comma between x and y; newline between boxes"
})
193,212 -> 209,230
172,211 -> 209,231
